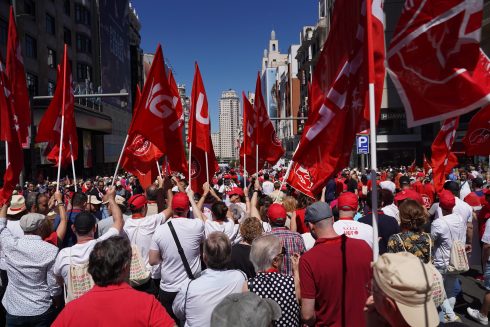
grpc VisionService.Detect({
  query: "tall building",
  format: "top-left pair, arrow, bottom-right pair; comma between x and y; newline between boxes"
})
0,0 -> 143,179
218,89 -> 240,160
211,132 -> 220,159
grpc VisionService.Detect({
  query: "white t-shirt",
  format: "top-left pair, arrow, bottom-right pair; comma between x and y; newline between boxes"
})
53,228 -> 119,284
124,213 -> 164,278
431,213 -> 466,269
333,219 -> 374,248
150,218 -> 204,292
262,181 -> 274,195
302,233 -> 315,251
381,204 -> 400,224
432,198 -> 472,224
204,220 -> 236,240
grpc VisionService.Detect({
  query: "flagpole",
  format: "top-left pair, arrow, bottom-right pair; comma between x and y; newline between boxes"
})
188,142 -> 192,186
204,151 -> 209,185
156,160 -> 162,177
56,45 -> 68,191
4,141 -> 8,169
255,144 -> 259,174
366,0 -> 379,262
69,139 -> 77,192
164,155 -> 169,176
244,154 -> 247,189
111,134 -> 129,187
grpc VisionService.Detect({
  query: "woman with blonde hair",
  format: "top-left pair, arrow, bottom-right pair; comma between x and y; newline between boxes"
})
387,199 -> 433,263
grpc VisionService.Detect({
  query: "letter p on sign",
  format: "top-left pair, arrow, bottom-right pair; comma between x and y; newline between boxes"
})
356,135 -> 369,154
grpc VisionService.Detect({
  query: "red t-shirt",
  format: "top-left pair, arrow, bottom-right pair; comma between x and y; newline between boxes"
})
423,183 -> 436,203
43,231 -> 58,247
412,181 -> 424,195
299,236 -> 372,326
295,208 -> 308,234
52,283 -> 175,327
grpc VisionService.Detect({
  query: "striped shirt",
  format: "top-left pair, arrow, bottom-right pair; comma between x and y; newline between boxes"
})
267,227 -> 306,275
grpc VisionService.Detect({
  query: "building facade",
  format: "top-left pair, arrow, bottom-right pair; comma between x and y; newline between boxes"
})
218,89 -> 240,160
0,0 -> 143,180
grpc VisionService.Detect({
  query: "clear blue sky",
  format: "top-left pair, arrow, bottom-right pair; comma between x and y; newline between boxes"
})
132,0 -> 317,132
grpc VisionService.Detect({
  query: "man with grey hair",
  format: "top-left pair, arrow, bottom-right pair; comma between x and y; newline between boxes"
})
299,201 -> 372,326
248,235 -> 300,326
172,231 -> 246,327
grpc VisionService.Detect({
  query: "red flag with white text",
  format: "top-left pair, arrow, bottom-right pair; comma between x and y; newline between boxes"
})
6,6 -> 30,146
188,63 -> 218,192
387,0 -> 490,127
292,0 -> 386,194
431,118 -> 459,192
462,106 -> 490,156
0,59 -> 23,205
286,162 -> 315,199
35,47 -> 78,167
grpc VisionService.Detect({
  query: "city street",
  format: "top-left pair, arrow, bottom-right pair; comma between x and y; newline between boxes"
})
457,267 -> 488,326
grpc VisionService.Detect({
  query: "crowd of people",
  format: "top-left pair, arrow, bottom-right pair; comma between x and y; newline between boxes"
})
1,164 -> 490,326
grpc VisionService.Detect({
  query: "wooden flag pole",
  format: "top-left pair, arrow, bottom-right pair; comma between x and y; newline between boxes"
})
188,142 -> 192,186
204,151 -> 210,185
111,134 -> 129,187
243,154 -> 247,189
69,139 -> 77,192
156,160 -> 162,177
4,141 -> 8,169
56,45 -> 68,191
255,144 -> 259,174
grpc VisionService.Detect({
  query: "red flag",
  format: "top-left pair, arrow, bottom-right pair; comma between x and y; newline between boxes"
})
462,106 -> 490,155
239,92 -> 263,174
293,0 -> 385,194
431,118 -> 459,192
254,74 -> 285,166
167,70 -> 188,175
6,6 -> 30,146
131,45 -> 171,154
35,46 -> 77,167
423,155 -> 432,175
407,159 -> 416,173
286,162 -> 315,199
387,0 -> 490,127
188,63 -> 218,192
135,164 -> 159,190
0,59 -> 23,205
121,85 -> 163,175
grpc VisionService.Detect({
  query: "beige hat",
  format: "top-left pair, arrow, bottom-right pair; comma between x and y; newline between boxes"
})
7,195 -> 26,215
372,252 -> 439,327
20,213 -> 45,232
115,195 -> 126,206
87,195 -> 102,205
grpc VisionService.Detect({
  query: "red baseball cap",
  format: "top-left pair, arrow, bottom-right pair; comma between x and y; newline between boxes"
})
227,187 -> 244,197
338,192 -> 358,211
464,192 -> 482,211
267,203 -> 287,225
439,190 -> 455,211
394,189 -> 424,205
127,194 -> 147,210
172,192 -> 190,211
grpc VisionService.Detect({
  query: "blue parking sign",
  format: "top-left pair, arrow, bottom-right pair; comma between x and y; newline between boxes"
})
357,135 -> 369,154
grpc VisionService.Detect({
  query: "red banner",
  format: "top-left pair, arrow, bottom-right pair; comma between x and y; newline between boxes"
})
286,162 -> 315,199
431,118 -> 459,192
463,106 -> 490,156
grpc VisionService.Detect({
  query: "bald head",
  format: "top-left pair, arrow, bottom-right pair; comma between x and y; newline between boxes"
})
146,185 -> 158,201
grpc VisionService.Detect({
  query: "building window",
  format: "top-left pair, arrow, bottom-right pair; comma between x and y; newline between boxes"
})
45,14 -> 55,35
48,80 -> 56,96
76,33 -> 91,53
0,18 -> 7,46
77,63 -> 92,81
64,0 -> 70,16
26,73 -> 38,96
24,0 -> 36,19
25,35 -> 37,58
64,27 -> 72,46
47,48 -> 56,68
75,4 -> 91,26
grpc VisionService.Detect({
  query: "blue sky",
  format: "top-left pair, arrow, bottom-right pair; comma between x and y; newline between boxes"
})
132,0 -> 317,132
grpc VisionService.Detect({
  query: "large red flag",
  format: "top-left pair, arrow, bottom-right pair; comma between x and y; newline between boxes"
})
188,63 -> 218,193
423,155 -> 432,175
0,59 -> 23,205
167,70 -> 188,175
6,6 -> 30,146
387,0 -> 490,127
462,106 -> 490,156
254,74 -> 285,166
131,45 -> 173,154
431,118 -> 459,192
35,46 -> 77,167
239,92 -> 263,174
292,0 -> 385,194
286,162 -> 315,199
121,85 -> 163,175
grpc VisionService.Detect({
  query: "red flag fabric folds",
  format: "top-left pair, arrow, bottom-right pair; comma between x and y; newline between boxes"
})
35,47 -> 77,168
431,118 -> 459,192
239,92 -> 263,175
387,0 -> 490,127
286,162 -> 315,199
0,60 -> 23,205
6,6 -> 30,146
292,0 -> 385,194
188,63 -> 218,192
167,70 -> 188,175
463,106 -> 490,156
